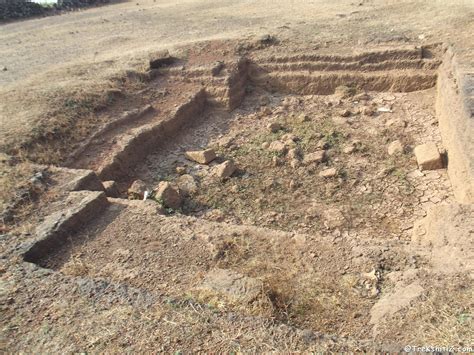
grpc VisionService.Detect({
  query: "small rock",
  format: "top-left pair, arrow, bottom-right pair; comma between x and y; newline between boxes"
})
287,148 -> 301,161
296,114 -> 310,123
185,149 -> 217,164
289,179 -> 300,190
281,133 -> 299,142
339,109 -> 351,117
177,174 -> 198,195
269,141 -> 287,154
261,142 -> 270,149
354,93 -> 370,101
362,106 -> 375,116
128,180 -> 147,200
334,85 -> 355,98
319,168 -> 337,178
385,118 -> 406,128
272,156 -> 284,167
176,166 -> 187,175
153,182 -> 182,209
103,180 -> 119,198
1,67 -> 7,72
303,150 -> 326,165
414,142 -> 443,170
317,138 -> 329,149
194,268 -> 268,307
332,116 -> 348,125
343,144 -> 356,154
267,122 -> 282,133
213,160 -> 236,179
387,140 -> 404,156
290,159 -> 300,169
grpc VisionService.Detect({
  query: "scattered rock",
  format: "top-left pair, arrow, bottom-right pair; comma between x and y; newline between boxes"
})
303,150 -> 326,165
339,109 -> 351,117
176,166 -> 187,175
343,144 -> 356,154
272,156 -> 284,167
102,180 -> 119,198
257,34 -> 278,47
323,208 -> 345,228
194,268 -> 269,308
332,116 -> 348,125
290,159 -> 300,169
212,160 -> 236,179
185,149 -> 217,164
153,182 -> 182,209
176,174 -> 198,195
289,179 -> 300,190
413,142 -> 443,170
334,85 -> 355,98
387,140 -> 404,156
296,114 -> 310,123
287,148 -> 301,161
317,138 -> 329,149
268,141 -> 287,154
377,107 -> 392,113
354,93 -> 370,101
319,168 -> 337,178
267,122 -> 282,133
281,133 -> 298,142
385,118 -> 406,128
261,142 -> 270,149
361,106 -> 375,116
128,180 -> 147,200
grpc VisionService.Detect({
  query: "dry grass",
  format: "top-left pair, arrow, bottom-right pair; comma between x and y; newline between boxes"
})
0,55 -> 151,165
377,274 -> 473,346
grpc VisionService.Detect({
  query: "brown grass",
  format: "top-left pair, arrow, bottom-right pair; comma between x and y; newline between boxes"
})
0,55 -> 151,165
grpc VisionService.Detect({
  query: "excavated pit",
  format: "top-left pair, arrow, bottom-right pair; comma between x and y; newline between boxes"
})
22,44 -> 470,341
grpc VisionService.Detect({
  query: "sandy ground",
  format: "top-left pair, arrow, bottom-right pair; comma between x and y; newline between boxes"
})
1,0 -> 473,86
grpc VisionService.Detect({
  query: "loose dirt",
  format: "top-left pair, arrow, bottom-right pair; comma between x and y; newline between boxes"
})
1,0 -> 473,352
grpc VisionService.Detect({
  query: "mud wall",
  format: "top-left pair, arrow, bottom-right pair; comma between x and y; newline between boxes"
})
436,47 -> 474,203
98,89 -> 207,181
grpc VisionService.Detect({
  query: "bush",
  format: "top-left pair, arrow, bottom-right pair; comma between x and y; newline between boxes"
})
0,0 -> 110,21
0,2 -> 46,21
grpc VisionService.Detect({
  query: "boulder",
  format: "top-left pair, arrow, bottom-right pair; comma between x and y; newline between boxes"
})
212,160 -> 236,179
414,142 -> 443,170
185,149 -> 217,164
128,180 -> 147,200
176,174 -> 198,195
153,182 -> 182,209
